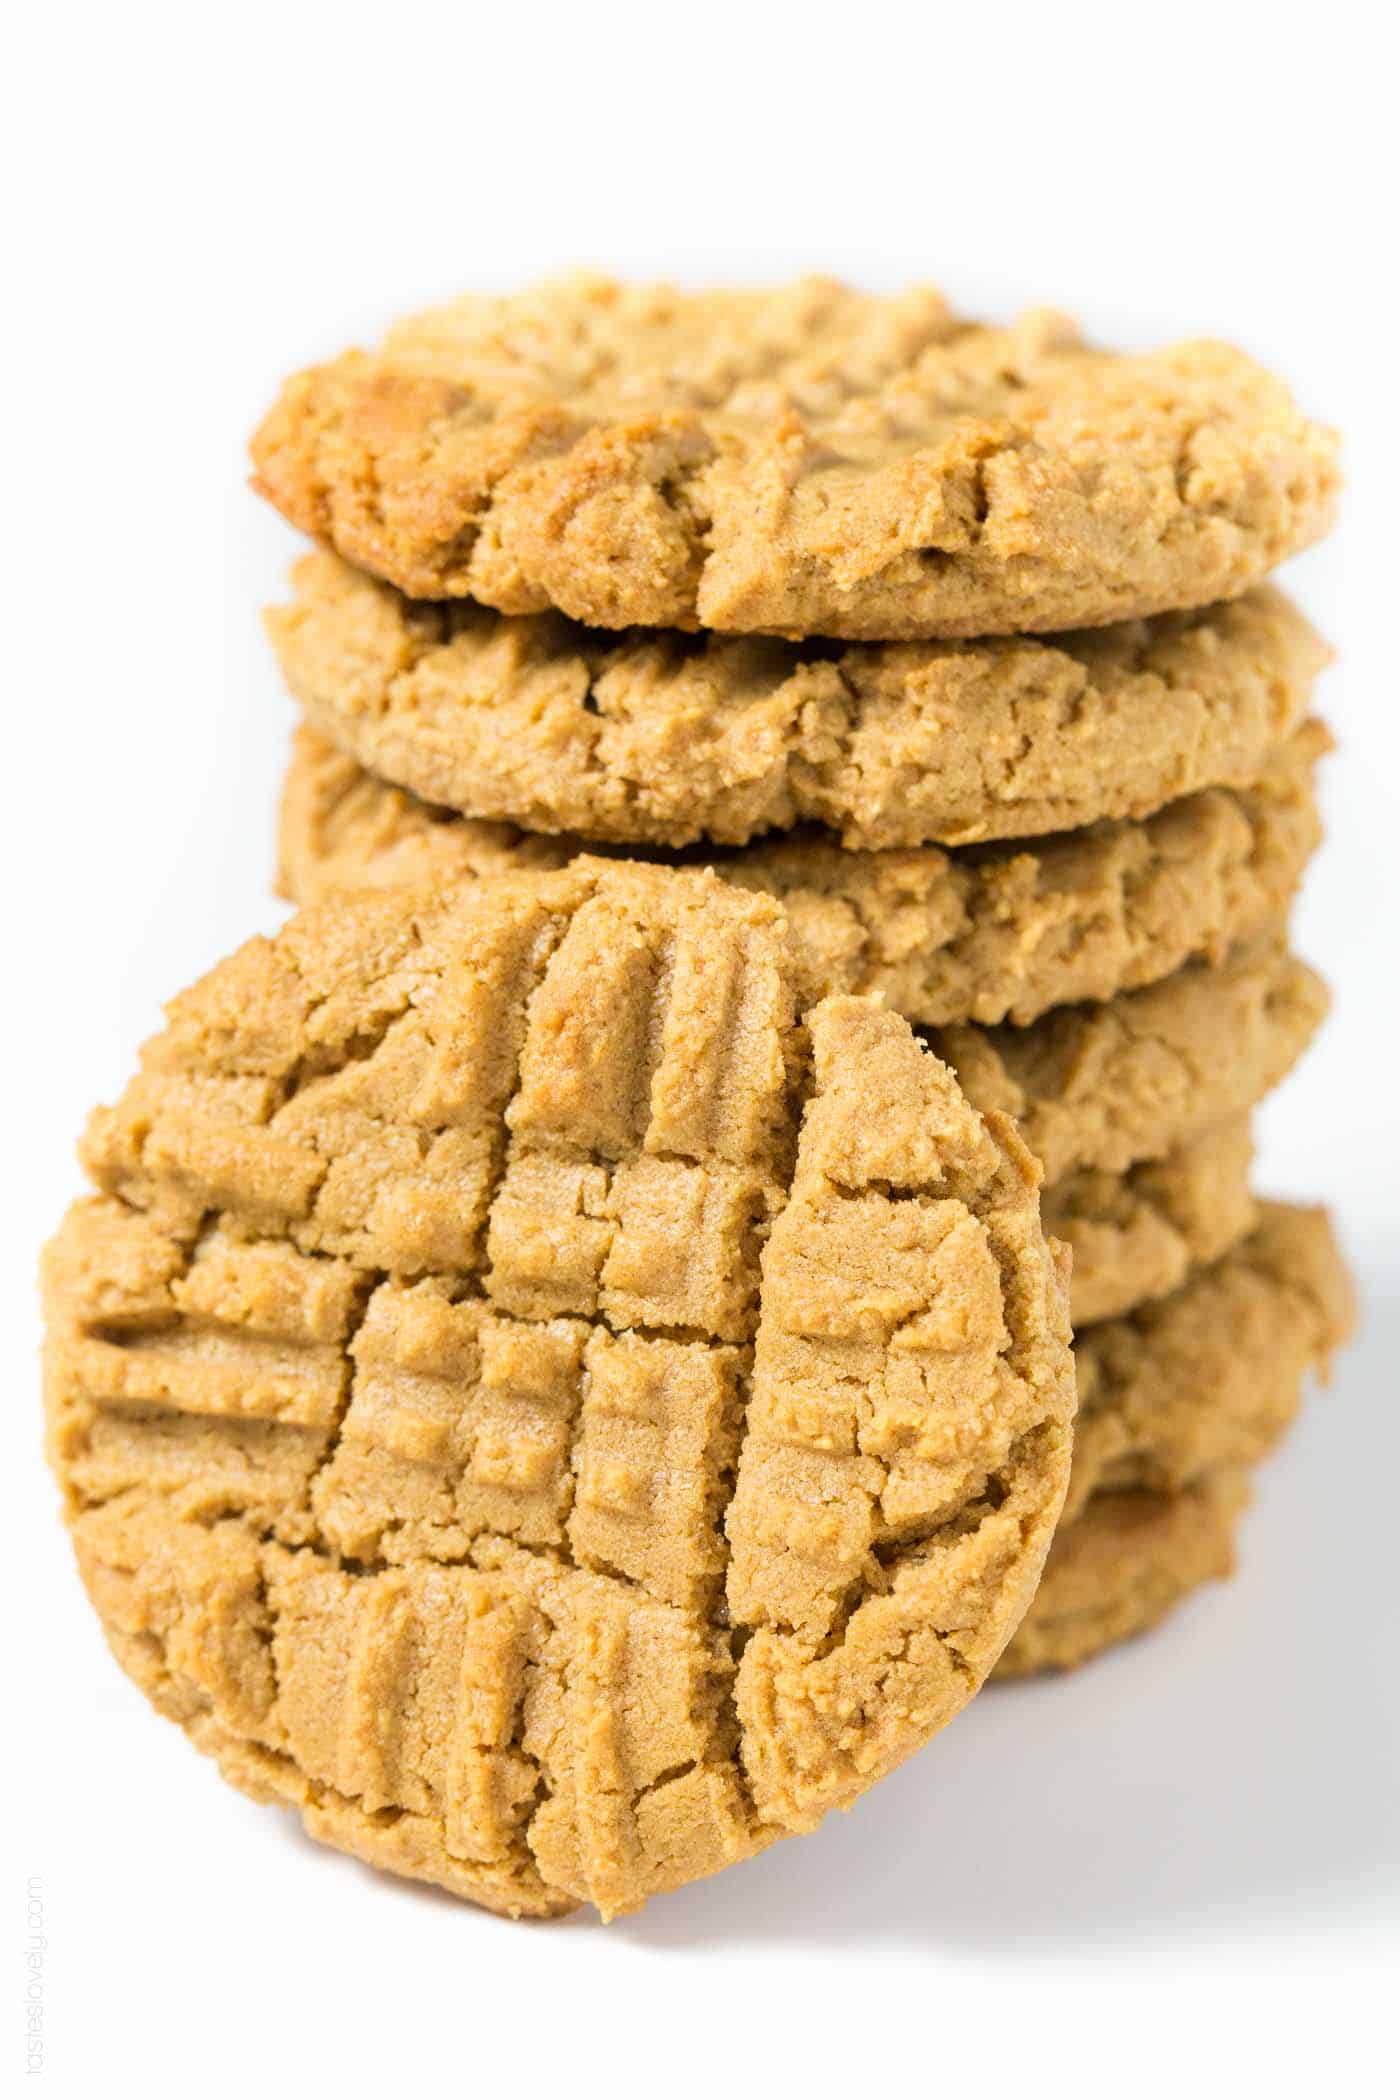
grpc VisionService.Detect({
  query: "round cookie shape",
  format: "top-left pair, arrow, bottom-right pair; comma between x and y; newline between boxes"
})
278,717 -> 1326,1030
250,276 -> 1339,639
44,860 -> 1074,1920
267,550 -> 1329,851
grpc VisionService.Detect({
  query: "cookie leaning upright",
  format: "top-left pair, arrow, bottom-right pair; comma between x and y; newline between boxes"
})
43,860 -> 1074,1919
250,276 -> 1338,639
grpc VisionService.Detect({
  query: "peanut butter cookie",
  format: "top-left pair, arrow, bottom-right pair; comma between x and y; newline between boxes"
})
251,277 -> 1338,638
44,862 -> 1074,1920
268,550 -> 1327,850
1002,1200 -> 1352,1675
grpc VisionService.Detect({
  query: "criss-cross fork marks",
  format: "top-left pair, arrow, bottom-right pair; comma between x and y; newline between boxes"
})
47,860 -> 1074,1916
48,1210 -> 364,1539
316,1280 -> 748,1611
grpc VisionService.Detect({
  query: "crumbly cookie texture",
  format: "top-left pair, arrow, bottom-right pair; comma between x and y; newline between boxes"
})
1046,1117 -> 1257,1328
250,277 -> 1339,638
995,1469 -> 1251,1678
929,936 -> 1325,1183
280,719 -> 1324,1030
44,862 -> 1074,1921
1065,1202 -> 1351,1528
1001,1198 -> 1354,1676
268,549 -> 1328,849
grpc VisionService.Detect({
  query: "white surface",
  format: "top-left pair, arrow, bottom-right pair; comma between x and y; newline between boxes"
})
6,6 -> 1396,2093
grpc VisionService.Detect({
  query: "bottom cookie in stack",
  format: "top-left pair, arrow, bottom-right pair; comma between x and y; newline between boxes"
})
999,1201 -> 1354,1677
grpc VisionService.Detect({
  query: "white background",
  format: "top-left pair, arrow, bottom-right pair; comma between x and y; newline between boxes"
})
5,5 -> 1396,2093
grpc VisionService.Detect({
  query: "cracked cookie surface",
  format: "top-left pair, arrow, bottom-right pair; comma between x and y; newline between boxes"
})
279,718 -> 1325,1029
269,550 -> 1328,851
44,861 -> 1074,1919
251,276 -> 1338,638
276,754 -> 1326,1194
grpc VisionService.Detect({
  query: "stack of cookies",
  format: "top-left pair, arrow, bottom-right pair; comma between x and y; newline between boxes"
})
44,280 -> 1352,1921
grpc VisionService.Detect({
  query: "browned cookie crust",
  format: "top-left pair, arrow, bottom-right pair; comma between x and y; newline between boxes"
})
268,549 -> 1327,850
1046,1117 -> 1257,1328
1064,1202 -> 1351,1527
44,863 -> 1074,1920
996,1469 -> 1251,1678
251,277 -> 1338,638
279,720 -> 1325,1031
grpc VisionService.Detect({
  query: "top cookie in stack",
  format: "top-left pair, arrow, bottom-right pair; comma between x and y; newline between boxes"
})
251,275 -> 1337,640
